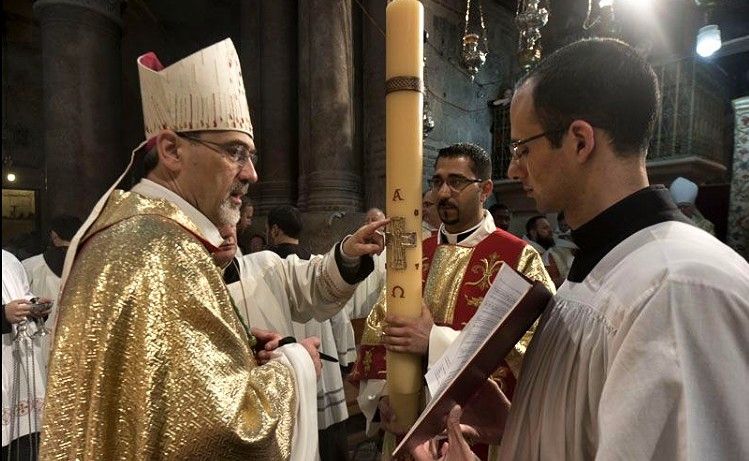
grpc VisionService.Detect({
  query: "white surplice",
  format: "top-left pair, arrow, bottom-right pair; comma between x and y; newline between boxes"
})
292,319 -> 349,430
22,253 -> 61,371
2,250 -> 45,447
500,221 -> 749,460
329,307 -> 357,366
21,255 -> 60,304
344,251 -> 386,320
228,249 -> 357,332
228,248 -> 361,435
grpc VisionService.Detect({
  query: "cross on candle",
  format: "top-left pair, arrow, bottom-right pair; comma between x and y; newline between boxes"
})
385,216 -> 418,271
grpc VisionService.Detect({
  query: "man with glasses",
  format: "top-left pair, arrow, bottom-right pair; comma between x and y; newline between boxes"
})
41,39 -> 386,460
351,143 -> 554,459
412,38 -> 749,460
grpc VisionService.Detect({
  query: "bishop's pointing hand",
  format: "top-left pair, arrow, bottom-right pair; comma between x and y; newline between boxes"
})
342,218 -> 390,257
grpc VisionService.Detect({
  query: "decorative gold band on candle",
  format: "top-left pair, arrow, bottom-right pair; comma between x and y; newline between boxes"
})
385,76 -> 424,94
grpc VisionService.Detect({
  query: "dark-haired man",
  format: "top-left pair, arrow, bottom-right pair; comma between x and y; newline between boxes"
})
223,209 -> 374,461
488,203 -> 512,232
266,205 -> 311,259
22,215 -> 82,301
239,195 -> 254,232
413,38 -> 749,461
235,195 -> 256,255
525,215 -> 574,287
524,215 -> 554,250
263,204 -> 351,460
555,210 -> 571,239
421,190 -> 441,239
22,214 -> 82,368
352,142 -> 553,459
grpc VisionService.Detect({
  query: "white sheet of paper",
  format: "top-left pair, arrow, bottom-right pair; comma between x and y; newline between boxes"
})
425,263 -> 531,397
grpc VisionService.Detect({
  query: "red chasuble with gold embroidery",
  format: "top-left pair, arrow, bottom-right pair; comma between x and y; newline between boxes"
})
352,228 -> 552,397
351,227 -> 552,460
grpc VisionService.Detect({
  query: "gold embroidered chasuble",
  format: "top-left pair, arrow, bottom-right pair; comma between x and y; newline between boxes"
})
40,191 -> 297,460
353,228 -> 553,394
350,222 -> 553,460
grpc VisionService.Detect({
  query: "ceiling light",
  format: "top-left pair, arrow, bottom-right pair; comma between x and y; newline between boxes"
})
624,0 -> 651,8
696,24 -> 721,57
7,172 -> 17,182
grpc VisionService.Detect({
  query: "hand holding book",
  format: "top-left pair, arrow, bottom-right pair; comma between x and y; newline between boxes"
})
393,263 -> 553,458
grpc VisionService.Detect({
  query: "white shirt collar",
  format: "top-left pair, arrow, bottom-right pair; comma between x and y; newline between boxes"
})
438,210 -> 496,247
131,178 -> 224,248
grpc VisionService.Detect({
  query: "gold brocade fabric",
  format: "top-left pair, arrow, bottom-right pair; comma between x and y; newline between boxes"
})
361,285 -> 389,346
423,245 -> 475,324
360,246 -> 475,346
358,242 -> 554,377
40,191 -> 296,460
504,244 -> 555,377
517,244 -> 555,293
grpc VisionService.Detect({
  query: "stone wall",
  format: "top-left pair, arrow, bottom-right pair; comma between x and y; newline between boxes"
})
2,0 -> 45,246
2,1 -> 44,175
358,0 -> 521,211
728,97 -> 749,258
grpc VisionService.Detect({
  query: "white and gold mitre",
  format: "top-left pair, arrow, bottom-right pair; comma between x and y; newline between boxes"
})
137,38 -> 253,140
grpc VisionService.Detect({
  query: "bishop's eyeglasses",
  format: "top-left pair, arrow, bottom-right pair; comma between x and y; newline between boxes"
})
178,133 -> 258,168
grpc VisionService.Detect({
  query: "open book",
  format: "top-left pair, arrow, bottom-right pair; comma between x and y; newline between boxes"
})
392,263 -> 553,458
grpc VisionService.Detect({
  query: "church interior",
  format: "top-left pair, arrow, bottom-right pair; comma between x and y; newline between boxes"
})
3,0 -> 748,255
2,0 -> 748,459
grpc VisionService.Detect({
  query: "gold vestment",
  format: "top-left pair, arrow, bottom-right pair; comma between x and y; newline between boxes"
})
40,191 -> 296,460
352,227 -> 555,460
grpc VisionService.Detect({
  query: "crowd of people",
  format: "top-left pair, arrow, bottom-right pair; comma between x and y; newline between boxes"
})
2,36 -> 747,461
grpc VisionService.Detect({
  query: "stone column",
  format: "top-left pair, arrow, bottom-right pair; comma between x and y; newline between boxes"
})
727,97 -> 749,258
257,0 -> 298,213
361,0 -> 387,210
238,0 -> 263,228
239,1 -> 262,142
298,0 -> 362,212
33,0 -> 125,222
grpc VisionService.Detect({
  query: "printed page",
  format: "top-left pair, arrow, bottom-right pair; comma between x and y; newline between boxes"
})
393,265 -> 553,459
425,263 -> 530,397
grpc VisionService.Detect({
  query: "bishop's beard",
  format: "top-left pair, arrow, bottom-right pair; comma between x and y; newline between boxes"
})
216,182 -> 248,226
